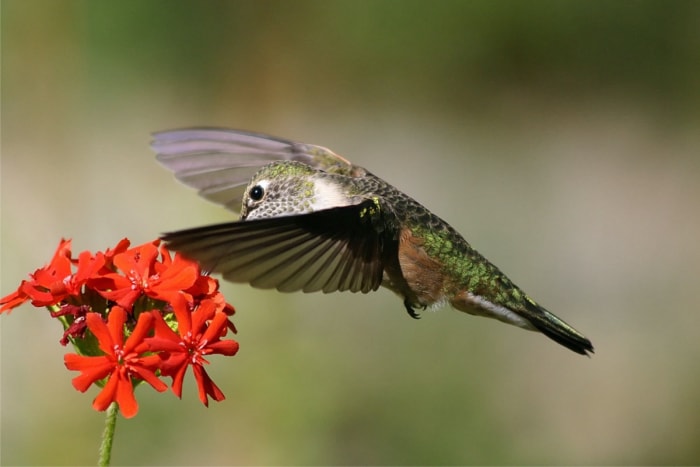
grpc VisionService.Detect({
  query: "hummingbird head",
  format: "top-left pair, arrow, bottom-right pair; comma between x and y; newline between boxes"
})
241,161 -> 357,220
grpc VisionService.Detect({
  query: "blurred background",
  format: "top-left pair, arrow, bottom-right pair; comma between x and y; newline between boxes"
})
2,0 -> 699,464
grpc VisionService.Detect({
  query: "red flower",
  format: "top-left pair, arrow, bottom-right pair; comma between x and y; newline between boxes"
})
3,237 -> 239,417
0,240 -> 106,313
64,307 -> 167,418
0,287 -> 27,313
95,243 -> 199,310
102,238 -> 131,265
1,239 -> 73,312
147,296 -> 239,406
180,266 -> 238,333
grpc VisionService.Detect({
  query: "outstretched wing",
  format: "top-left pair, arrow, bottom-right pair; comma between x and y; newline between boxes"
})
161,200 -> 386,294
152,128 -> 367,212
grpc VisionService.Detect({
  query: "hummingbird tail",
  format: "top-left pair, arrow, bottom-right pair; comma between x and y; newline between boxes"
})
451,291 -> 593,355
525,303 -> 594,356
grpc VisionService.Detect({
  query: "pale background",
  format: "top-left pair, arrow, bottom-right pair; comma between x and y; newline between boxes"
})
2,1 -> 699,465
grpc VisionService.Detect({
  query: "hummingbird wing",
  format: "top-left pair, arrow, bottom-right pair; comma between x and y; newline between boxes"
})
161,200 -> 385,294
151,128 -> 366,212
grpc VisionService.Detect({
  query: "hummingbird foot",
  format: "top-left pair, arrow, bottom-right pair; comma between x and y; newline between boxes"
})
403,299 -> 423,320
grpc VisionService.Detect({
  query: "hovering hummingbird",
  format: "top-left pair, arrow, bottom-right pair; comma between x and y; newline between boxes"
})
152,128 -> 593,356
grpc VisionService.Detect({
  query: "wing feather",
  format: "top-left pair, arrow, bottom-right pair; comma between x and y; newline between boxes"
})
152,128 -> 365,212
274,236 -> 343,292
161,201 -> 386,294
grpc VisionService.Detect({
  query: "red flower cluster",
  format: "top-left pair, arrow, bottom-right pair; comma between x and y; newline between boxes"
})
0,239 -> 238,418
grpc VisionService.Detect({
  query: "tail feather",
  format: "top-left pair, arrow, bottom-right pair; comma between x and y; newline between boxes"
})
450,291 -> 593,355
525,302 -> 594,356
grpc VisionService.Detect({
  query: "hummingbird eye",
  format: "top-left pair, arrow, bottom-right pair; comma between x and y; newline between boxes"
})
249,185 -> 265,201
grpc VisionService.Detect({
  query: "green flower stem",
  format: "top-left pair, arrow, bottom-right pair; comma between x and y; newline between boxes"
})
98,402 -> 118,466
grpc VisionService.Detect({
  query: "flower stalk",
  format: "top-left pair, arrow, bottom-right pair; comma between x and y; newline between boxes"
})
99,402 -> 119,467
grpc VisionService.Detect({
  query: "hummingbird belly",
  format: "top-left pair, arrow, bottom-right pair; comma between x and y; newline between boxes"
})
382,227 -> 449,309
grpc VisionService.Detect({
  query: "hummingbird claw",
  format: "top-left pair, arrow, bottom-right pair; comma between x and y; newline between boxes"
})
403,299 -> 421,320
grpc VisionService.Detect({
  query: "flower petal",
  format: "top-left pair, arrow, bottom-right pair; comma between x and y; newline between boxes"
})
131,364 -> 168,393
106,306 -> 127,347
115,370 -> 139,418
200,309 -> 229,343
92,368 -> 120,412
189,301 -> 214,338
206,340 -> 240,357
192,364 -> 225,406
168,359 -> 190,399
65,354 -> 114,392
169,294 -> 192,336
85,312 -> 116,355
122,311 -> 154,354
0,287 -> 29,313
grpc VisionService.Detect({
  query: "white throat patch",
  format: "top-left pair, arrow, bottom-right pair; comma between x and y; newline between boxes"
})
311,178 -> 353,211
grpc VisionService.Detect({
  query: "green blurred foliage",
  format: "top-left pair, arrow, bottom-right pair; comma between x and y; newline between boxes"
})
2,0 -> 700,465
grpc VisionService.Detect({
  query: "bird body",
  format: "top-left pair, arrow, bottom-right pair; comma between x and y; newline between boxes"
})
153,129 -> 593,355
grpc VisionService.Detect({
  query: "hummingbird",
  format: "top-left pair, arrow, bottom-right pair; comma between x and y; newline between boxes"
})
152,128 -> 593,356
